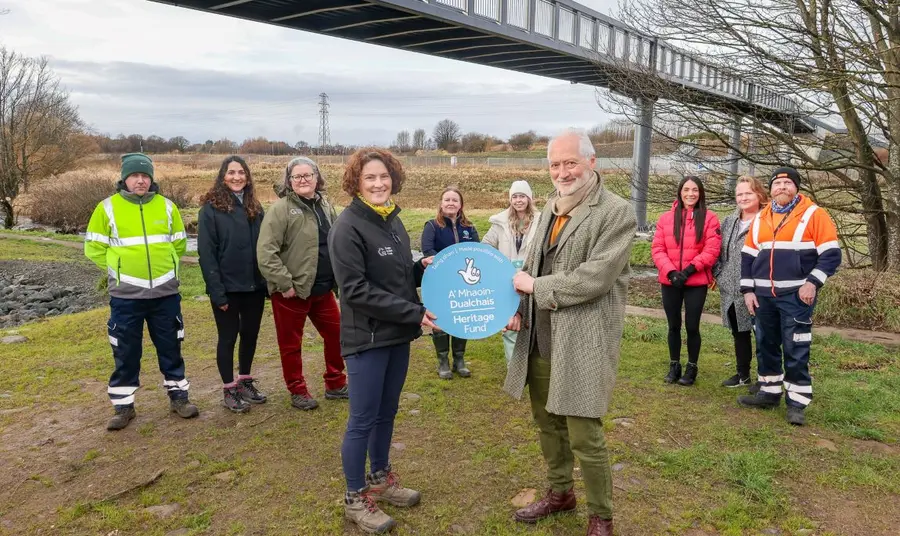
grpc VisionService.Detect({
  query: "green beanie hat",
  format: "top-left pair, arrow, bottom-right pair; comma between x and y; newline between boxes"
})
121,153 -> 154,182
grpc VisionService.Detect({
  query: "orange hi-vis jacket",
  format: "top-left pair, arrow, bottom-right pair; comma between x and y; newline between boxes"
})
740,194 -> 841,297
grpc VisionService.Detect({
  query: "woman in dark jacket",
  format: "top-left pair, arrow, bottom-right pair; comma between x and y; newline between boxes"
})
329,148 -> 437,534
420,186 -> 479,379
198,155 -> 267,413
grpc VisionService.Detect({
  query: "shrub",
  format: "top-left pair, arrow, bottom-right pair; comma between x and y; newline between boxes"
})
816,269 -> 900,332
29,172 -> 116,233
156,180 -> 195,208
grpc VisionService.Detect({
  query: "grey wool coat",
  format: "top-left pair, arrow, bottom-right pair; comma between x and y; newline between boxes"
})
503,178 -> 637,419
712,210 -> 754,333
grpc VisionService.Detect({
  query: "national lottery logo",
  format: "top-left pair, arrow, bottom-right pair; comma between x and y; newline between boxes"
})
421,243 -> 519,340
457,258 -> 481,285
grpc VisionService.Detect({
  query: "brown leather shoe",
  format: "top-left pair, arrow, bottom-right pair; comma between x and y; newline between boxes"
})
513,487 -> 576,523
586,515 -> 613,536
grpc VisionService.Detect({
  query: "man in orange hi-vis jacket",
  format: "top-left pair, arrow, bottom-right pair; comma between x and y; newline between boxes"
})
737,167 -> 841,426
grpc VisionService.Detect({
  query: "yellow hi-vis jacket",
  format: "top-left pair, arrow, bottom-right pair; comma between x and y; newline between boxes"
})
85,186 -> 187,300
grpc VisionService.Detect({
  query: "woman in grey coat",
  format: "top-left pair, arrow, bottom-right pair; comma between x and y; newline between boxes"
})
712,176 -> 769,387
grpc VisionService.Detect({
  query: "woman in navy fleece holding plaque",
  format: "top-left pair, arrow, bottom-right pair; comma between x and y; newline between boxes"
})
421,186 -> 479,380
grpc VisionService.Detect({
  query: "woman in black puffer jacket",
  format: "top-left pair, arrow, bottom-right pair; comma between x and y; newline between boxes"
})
198,155 -> 267,414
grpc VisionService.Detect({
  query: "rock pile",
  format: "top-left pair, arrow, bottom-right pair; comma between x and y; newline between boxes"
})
0,276 -> 100,328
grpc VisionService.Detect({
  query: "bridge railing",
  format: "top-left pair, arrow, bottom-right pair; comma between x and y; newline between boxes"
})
426,0 -> 801,116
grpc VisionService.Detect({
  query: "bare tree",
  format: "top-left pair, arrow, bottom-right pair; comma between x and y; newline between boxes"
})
0,47 -> 84,228
433,119 -> 461,151
605,0 -> 900,271
508,130 -> 539,151
395,130 -> 411,152
413,128 -> 426,151
168,136 -> 190,153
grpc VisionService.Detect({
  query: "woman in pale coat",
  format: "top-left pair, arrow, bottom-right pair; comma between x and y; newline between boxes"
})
712,176 -> 769,388
482,180 -> 541,364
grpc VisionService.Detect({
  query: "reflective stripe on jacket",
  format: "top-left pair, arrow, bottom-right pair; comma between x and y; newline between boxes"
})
85,191 -> 187,299
740,194 -> 841,296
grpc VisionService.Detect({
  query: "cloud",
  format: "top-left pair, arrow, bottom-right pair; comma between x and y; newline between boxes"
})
53,59 -> 611,145
2,0 -> 618,145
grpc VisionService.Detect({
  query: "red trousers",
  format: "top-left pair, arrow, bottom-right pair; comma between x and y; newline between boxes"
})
270,292 -> 346,395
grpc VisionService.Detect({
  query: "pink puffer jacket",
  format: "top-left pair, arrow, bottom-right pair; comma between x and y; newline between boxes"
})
651,203 -> 722,286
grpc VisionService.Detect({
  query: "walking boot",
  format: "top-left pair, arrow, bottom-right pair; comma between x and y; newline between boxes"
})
513,487 -> 576,523
677,362 -> 698,386
325,384 -> 349,400
291,392 -> 319,410
223,386 -> 250,414
344,487 -> 396,534
586,515 -> 614,536
450,337 -> 471,378
663,360 -> 682,384
107,406 -> 136,431
433,333 -> 452,380
170,398 -> 199,418
786,406 -> 806,426
367,465 -> 421,507
737,391 -> 781,409
236,377 -> 267,404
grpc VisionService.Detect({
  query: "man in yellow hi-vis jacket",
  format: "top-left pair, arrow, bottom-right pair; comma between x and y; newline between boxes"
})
85,153 -> 199,431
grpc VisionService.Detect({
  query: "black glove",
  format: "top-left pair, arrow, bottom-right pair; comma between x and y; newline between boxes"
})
683,264 -> 697,277
668,270 -> 687,287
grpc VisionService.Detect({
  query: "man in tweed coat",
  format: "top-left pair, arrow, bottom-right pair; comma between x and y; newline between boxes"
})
504,129 -> 636,536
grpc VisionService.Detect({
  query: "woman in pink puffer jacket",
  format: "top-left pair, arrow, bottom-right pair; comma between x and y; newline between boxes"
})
651,176 -> 721,386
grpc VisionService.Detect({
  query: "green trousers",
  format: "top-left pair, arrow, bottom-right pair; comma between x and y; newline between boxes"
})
527,352 -> 613,519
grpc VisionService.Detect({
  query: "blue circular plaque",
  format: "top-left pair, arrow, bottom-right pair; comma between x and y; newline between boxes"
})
422,242 -> 519,339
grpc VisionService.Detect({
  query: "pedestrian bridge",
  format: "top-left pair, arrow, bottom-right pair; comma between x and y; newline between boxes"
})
148,0 -> 836,228
153,0 -> 823,133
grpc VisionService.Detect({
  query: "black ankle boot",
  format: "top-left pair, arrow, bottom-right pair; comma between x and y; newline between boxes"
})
677,363 -> 698,386
664,361 -> 682,384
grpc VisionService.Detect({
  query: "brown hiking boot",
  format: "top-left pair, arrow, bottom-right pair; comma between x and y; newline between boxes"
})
366,466 -> 421,507
513,487 -> 576,523
586,515 -> 614,536
344,487 -> 396,534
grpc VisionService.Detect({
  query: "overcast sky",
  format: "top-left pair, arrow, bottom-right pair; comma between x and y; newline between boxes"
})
0,0 -> 621,146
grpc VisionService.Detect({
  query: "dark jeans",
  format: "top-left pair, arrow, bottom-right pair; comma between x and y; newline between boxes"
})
755,293 -> 814,408
107,294 -> 188,407
341,343 -> 410,491
727,304 -> 753,378
660,284 -> 708,364
211,291 -> 265,384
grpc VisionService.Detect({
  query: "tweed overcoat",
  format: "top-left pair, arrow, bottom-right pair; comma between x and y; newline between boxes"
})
712,210 -> 754,333
503,177 -> 637,418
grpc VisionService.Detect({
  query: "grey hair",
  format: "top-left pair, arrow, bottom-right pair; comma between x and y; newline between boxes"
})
284,156 -> 325,192
547,128 -> 596,160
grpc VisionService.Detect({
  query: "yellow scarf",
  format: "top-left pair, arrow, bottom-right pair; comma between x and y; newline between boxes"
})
357,194 -> 395,220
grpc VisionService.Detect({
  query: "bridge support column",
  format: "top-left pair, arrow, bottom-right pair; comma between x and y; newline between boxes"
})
726,115 -> 742,197
631,96 -> 654,232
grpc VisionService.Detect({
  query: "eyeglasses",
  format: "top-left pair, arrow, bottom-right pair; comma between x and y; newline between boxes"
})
549,160 -> 582,171
290,173 -> 316,183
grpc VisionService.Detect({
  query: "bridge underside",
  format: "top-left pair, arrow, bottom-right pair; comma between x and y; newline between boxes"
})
151,0 -> 814,134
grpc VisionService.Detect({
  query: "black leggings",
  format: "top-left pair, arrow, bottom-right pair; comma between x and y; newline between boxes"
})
728,304 -> 753,378
211,291 -> 266,384
660,284 -> 708,364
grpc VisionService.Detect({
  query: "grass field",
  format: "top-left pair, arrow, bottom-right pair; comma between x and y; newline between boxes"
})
0,240 -> 898,535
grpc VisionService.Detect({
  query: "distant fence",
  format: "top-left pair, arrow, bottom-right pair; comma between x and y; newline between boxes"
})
113,153 -> 765,177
